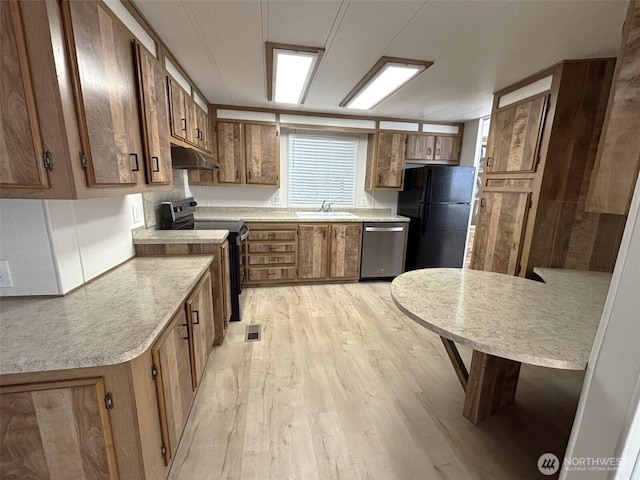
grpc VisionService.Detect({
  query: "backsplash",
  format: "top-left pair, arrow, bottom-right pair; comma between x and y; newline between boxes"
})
142,169 -> 187,228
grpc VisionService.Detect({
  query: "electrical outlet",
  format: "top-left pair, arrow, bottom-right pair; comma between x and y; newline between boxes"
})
0,260 -> 14,288
132,203 -> 142,223
360,196 -> 368,207
272,194 -> 281,205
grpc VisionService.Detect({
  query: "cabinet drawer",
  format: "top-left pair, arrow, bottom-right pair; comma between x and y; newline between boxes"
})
248,230 -> 296,241
248,243 -> 296,253
248,253 -> 295,265
248,267 -> 296,281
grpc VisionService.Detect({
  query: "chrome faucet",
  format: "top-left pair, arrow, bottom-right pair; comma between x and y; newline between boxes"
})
319,200 -> 332,212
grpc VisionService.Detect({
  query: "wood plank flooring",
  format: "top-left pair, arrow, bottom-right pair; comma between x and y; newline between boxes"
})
168,282 -> 582,480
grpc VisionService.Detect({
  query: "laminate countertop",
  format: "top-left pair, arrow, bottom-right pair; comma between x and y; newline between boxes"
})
194,207 -> 410,223
0,256 -> 213,375
391,268 -> 611,370
132,227 -> 228,244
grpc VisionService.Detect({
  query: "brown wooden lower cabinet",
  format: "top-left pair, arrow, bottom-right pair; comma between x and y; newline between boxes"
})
0,377 -> 119,480
330,224 -> 362,279
0,269 -> 217,480
248,266 -> 296,282
298,224 -> 330,279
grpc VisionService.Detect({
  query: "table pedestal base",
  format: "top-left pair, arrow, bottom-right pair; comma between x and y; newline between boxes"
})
440,337 -> 521,424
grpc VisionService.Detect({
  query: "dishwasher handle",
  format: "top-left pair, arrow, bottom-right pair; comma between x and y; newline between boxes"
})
364,226 -> 405,232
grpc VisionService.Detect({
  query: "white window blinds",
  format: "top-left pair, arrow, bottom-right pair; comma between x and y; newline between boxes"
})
288,134 -> 357,206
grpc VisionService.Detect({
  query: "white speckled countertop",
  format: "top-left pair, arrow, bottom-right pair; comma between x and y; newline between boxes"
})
391,268 -> 612,370
194,207 -> 409,223
0,256 -> 213,375
132,227 -> 228,244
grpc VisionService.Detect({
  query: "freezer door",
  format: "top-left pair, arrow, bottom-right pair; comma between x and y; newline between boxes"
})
424,166 -> 475,203
397,166 -> 426,218
415,203 -> 471,268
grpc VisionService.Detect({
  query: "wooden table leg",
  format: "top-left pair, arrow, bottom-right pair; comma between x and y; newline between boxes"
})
462,350 -> 521,424
440,337 -> 469,391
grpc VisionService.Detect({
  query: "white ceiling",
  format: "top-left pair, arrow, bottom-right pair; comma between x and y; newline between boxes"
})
133,0 -> 629,123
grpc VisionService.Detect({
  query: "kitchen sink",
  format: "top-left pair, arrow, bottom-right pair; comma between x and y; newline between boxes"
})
295,211 -> 358,219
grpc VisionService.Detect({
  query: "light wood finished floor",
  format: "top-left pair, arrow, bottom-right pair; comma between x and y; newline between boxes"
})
168,282 -> 582,480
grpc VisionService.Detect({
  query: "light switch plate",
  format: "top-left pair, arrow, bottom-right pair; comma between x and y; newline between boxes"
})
360,196 -> 368,207
272,194 -> 281,205
0,260 -> 14,288
132,204 -> 142,223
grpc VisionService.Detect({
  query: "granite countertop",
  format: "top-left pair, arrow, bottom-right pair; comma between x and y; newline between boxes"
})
390,268 -> 611,370
0,256 -> 213,375
132,227 -> 228,244
194,207 -> 410,223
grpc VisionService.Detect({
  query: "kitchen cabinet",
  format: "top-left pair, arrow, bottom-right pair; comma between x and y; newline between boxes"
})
329,223 -> 362,279
186,271 -> 215,388
405,134 -> 461,165
586,0 -> 640,215
168,78 -> 211,153
1,0 -> 171,199
246,223 -> 298,284
298,224 -> 329,279
470,192 -> 531,275
193,121 -> 280,187
0,0 -> 50,190
365,132 -> 407,190
62,0 -> 143,186
135,42 -> 172,184
151,308 -> 194,466
0,377 -> 118,479
471,59 -> 627,277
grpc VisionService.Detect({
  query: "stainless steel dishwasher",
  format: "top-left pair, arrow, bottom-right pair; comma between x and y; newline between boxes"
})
360,222 -> 407,279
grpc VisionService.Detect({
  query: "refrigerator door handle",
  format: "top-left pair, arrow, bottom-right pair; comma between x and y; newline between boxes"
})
421,169 -> 433,203
420,203 -> 430,235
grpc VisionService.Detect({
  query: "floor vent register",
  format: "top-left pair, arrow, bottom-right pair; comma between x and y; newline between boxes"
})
245,324 -> 262,342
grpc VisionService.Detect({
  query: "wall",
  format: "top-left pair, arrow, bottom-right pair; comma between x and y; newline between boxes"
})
561,174 -> 640,479
0,200 -> 59,296
0,195 -> 144,296
189,132 -> 399,212
459,119 -> 481,168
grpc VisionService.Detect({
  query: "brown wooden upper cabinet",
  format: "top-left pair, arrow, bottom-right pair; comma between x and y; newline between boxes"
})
1,0 -> 171,198
0,1 -> 50,190
168,78 -> 211,154
211,121 -> 280,187
135,42 -> 172,184
365,132 -> 407,190
486,95 -> 548,174
405,134 -> 461,165
63,0 -> 144,186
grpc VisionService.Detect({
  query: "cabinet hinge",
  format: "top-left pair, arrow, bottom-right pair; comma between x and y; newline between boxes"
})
151,365 -> 158,380
105,391 -> 114,410
161,444 -> 167,458
43,151 -> 54,171
80,153 -> 88,169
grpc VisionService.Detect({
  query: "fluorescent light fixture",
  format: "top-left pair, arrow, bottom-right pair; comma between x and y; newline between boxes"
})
266,42 -> 324,105
340,57 -> 433,110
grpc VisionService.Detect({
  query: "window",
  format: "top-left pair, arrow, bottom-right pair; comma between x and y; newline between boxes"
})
288,134 -> 357,206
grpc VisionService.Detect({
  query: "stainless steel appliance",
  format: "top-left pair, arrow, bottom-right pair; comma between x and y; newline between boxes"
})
398,165 -> 475,270
160,197 -> 248,321
360,222 -> 407,279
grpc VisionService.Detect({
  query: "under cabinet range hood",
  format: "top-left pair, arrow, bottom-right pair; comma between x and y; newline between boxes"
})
170,145 -> 220,170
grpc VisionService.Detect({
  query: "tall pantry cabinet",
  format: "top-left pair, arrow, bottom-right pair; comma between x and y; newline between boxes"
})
471,59 -> 628,277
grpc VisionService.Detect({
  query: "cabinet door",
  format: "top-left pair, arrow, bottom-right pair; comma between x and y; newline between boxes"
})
470,191 -> 531,275
298,224 -> 329,279
0,1 -> 49,189
0,378 -> 118,479
220,241 -> 232,334
63,0 -> 143,186
168,77 -> 187,142
186,272 -> 214,388
245,123 -> 279,185
185,98 -> 198,145
216,121 -> 244,184
195,106 -> 210,152
211,243 -> 230,346
151,309 -> 194,466
330,224 -> 362,279
135,43 -> 171,184
376,132 -> 406,188
405,135 -> 434,161
487,95 -> 547,174
434,136 -> 460,164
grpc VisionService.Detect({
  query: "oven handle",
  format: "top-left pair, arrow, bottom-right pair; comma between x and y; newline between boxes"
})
238,228 -> 250,242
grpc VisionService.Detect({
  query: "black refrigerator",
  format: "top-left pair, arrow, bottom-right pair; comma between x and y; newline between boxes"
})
398,165 -> 475,270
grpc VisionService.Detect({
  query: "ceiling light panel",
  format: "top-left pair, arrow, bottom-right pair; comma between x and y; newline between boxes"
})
341,57 -> 433,110
266,43 -> 324,106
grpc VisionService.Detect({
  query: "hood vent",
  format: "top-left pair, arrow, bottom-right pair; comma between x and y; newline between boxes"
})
170,145 -> 220,170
